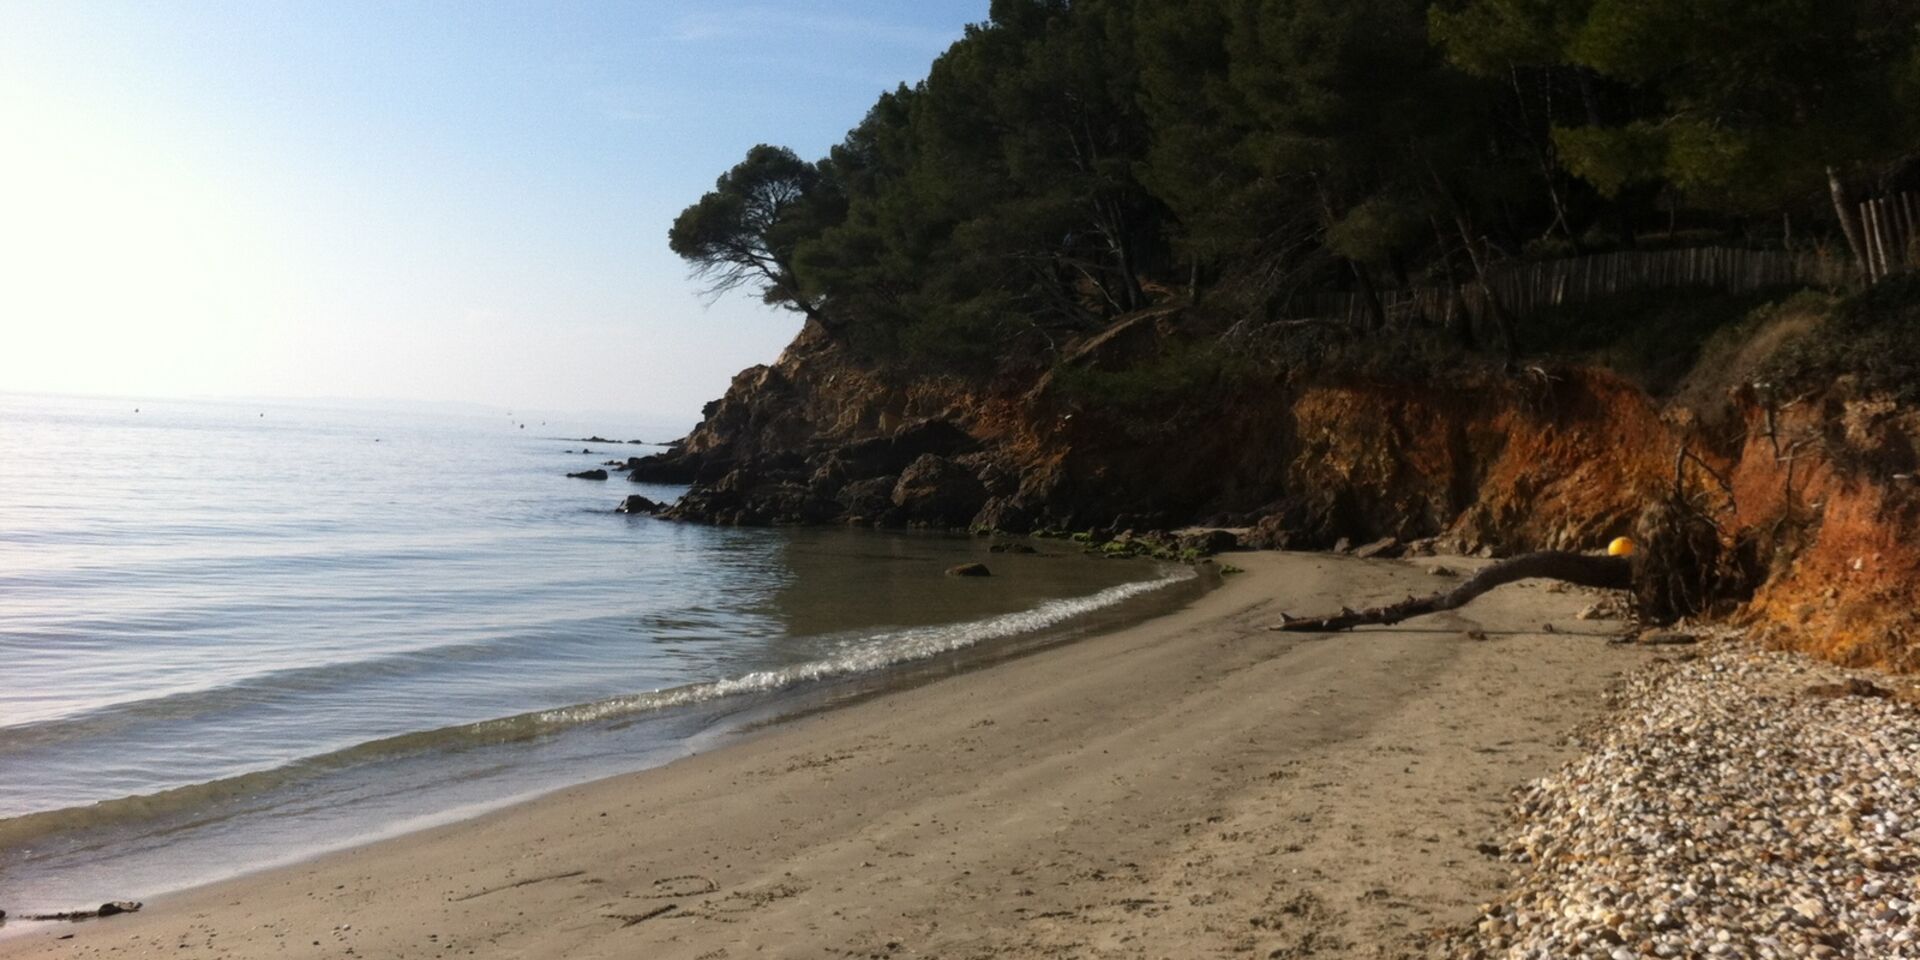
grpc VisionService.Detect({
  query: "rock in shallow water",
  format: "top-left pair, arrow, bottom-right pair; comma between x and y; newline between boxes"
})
892,454 -> 988,527
1178,529 -> 1240,557
1240,514 -> 1295,551
946,563 -> 992,578
1350,536 -> 1402,560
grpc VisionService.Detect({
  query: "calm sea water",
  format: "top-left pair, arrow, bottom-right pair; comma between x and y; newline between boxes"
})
0,393 -> 1188,913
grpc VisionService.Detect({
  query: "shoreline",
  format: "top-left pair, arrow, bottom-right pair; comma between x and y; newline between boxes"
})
0,539 -> 1194,919
0,552 -> 1655,959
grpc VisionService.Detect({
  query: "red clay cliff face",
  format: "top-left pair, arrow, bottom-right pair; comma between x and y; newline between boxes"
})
1282,371 -> 1675,552
1728,390 -> 1920,671
638,324 -> 1920,671
1011,366 -> 1674,554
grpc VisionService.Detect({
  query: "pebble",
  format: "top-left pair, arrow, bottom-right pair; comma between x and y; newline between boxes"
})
1449,637 -> 1920,959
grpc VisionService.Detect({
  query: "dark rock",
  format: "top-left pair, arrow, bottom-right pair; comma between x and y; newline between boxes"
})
975,461 -> 1017,498
989,542 -> 1039,555
892,454 -> 988,527
761,450 -> 809,473
757,481 -> 838,525
662,472 -> 745,522
667,456 -> 846,525
1177,529 -> 1240,557
618,495 -> 663,514
628,452 -> 701,485
1351,537 -> 1402,560
837,475 -> 899,518
971,496 -> 1036,534
1806,678 -> 1893,699
567,469 -> 609,481
1638,631 -> 1699,646
1097,531 -> 1176,559
808,457 -> 849,497
831,419 -> 977,482
1242,514 -> 1296,551
95,902 -> 141,918
890,418 -> 976,460
693,456 -> 739,484
581,436 -> 615,444
1110,513 -> 1174,536
946,563 -> 993,577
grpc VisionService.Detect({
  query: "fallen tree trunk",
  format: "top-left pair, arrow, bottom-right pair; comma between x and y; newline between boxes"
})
1272,551 -> 1631,633
7,901 -> 142,922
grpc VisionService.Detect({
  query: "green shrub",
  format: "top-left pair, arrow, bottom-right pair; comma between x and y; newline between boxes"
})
1761,276 -> 1920,402
1054,340 -> 1255,413
1521,288 -> 1791,393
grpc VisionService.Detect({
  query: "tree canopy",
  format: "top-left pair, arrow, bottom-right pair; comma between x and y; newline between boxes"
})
668,144 -> 838,323
671,0 -> 1920,362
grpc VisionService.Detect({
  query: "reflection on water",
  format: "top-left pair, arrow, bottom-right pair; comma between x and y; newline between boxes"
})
0,393 -> 1178,915
761,529 -> 1147,648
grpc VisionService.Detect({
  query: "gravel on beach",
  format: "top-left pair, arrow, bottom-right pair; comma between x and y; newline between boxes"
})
1451,636 -> 1920,960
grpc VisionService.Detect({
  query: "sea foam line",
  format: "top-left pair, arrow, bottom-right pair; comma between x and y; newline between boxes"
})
521,566 -> 1195,727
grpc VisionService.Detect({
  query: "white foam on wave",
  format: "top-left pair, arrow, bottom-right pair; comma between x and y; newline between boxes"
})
522,567 -> 1195,728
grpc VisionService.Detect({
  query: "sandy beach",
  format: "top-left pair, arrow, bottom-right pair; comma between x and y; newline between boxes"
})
0,553 -> 1652,959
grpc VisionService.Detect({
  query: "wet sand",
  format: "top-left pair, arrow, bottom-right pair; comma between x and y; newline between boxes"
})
0,552 -> 1652,959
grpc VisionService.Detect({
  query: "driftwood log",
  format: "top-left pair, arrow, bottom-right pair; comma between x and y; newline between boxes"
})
1272,551 -> 1631,633
6,901 -> 142,923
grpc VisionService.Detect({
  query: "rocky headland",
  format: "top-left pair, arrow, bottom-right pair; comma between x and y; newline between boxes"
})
629,292 -> 1920,674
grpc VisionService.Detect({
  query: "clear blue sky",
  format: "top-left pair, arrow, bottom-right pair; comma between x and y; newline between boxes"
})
0,1 -> 987,433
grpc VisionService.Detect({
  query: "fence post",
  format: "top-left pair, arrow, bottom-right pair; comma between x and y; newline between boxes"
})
1860,202 -> 1878,283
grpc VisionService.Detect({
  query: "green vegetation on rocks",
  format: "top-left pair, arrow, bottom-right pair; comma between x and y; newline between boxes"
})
672,0 -> 1920,367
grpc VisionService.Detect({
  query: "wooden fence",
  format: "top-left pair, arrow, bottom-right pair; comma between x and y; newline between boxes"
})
1277,245 -> 1861,329
1859,190 -> 1920,283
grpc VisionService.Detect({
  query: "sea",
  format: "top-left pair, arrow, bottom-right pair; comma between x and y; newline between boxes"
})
0,392 -> 1193,916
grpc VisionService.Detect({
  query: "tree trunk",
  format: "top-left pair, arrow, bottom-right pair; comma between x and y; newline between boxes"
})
1271,551 -> 1631,633
1429,215 -> 1476,349
1829,165 -> 1872,282
1451,212 -> 1518,367
787,288 -> 834,332
1351,260 -> 1388,332
1092,196 -> 1145,312
1574,68 -> 1604,127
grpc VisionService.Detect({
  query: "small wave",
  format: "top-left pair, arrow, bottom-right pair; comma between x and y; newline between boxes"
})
517,567 -> 1192,727
0,620 -> 617,749
0,567 -> 1190,851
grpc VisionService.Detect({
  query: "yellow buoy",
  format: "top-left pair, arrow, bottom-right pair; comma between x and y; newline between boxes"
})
1607,537 -> 1637,558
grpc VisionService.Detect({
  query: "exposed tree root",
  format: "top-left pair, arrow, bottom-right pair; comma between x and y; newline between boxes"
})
1271,551 -> 1631,633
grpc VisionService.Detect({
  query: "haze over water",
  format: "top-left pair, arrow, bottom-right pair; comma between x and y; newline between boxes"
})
0,392 -> 1181,911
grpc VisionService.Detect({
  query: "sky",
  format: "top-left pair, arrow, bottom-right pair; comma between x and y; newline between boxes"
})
0,1 -> 987,434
